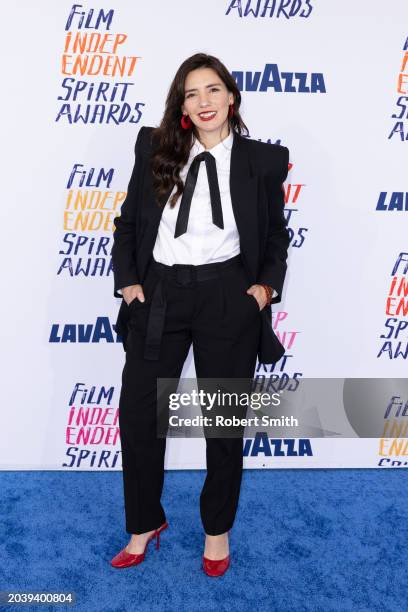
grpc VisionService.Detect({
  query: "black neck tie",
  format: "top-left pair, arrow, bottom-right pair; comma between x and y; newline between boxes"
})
174,151 -> 224,238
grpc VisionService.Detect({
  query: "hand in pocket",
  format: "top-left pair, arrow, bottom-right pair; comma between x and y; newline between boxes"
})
122,284 -> 145,306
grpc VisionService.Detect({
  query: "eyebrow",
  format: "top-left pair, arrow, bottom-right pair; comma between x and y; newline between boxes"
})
184,82 -> 222,94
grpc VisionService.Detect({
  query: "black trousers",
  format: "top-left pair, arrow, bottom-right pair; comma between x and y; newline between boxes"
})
118,253 -> 261,535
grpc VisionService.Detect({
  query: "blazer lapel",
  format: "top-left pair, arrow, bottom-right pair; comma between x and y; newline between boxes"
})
229,131 -> 259,283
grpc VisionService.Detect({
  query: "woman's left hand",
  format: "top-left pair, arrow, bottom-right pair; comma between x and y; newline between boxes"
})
246,284 -> 271,311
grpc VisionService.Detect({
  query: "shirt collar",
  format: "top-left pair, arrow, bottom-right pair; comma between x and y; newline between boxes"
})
189,129 -> 234,164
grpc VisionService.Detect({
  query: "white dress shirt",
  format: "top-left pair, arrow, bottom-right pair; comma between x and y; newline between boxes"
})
152,129 -> 240,265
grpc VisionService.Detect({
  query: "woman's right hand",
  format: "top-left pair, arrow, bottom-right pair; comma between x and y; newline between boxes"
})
122,284 -> 145,306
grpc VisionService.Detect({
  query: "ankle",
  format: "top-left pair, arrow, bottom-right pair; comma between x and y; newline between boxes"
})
205,531 -> 228,540
131,529 -> 155,539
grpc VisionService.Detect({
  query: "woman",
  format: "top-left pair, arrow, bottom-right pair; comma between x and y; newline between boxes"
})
110,53 -> 290,577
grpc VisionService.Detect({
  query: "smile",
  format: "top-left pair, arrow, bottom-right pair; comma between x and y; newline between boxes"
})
198,111 -> 217,121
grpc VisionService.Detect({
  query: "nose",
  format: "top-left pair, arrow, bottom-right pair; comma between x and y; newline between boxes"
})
198,95 -> 210,107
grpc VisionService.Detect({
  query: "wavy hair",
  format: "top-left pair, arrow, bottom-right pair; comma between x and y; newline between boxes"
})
150,53 -> 249,208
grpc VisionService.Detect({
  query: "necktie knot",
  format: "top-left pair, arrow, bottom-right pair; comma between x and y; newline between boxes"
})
193,151 -> 213,164
174,150 -> 224,238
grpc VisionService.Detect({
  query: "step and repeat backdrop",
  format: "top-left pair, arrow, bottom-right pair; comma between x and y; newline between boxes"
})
2,1 -> 408,470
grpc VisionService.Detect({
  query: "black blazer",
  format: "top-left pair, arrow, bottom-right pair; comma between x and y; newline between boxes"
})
112,126 -> 290,364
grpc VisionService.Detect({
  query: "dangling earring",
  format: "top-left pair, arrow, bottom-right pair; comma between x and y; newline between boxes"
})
181,114 -> 192,129
228,104 -> 234,118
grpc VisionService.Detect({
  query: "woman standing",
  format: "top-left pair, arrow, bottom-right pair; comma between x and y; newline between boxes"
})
110,53 -> 290,577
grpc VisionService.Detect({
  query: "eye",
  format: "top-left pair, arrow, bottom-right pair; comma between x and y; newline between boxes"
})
185,93 -> 195,98
210,88 -> 220,93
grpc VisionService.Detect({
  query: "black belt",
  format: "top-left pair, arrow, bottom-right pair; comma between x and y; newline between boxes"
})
143,254 -> 243,360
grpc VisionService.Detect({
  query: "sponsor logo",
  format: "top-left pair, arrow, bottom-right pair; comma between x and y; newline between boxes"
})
243,433 -> 312,456
232,64 -> 325,93
376,192 -> 408,211
49,318 -> 121,343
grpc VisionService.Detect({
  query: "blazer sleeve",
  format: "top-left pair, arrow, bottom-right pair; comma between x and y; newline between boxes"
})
256,146 -> 290,304
111,126 -> 147,298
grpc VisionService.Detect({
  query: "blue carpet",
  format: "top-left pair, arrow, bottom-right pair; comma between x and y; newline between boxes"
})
0,469 -> 406,611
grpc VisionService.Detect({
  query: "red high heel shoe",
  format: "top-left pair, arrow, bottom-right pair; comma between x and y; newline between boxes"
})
110,522 -> 168,568
202,554 -> 230,577
202,532 -> 231,577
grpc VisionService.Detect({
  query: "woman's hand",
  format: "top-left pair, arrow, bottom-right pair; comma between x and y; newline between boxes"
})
246,284 -> 271,311
122,284 -> 145,306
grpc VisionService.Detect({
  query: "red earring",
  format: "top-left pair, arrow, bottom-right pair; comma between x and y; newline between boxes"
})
181,114 -> 192,129
228,104 -> 234,118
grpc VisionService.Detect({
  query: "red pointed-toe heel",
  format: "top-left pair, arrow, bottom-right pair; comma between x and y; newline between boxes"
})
110,521 -> 169,569
202,554 -> 230,577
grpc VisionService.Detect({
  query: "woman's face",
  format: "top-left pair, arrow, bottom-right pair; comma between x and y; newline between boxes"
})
181,67 -> 234,136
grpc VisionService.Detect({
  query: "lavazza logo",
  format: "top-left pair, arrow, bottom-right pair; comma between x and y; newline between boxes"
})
232,63 -> 326,93
49,317 -> 121,343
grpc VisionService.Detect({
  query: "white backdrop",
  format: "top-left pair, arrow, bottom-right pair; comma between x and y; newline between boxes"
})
1,1 -> 408,470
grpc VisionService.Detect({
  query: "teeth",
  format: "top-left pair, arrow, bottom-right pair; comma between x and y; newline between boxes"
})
199,111 -> 216,117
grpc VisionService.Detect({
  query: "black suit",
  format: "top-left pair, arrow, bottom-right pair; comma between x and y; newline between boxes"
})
113,126 -> 290,364
112,126 -> 290,536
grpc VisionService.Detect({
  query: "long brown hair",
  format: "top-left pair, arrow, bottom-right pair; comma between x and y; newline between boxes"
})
150,53 -> 249,208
